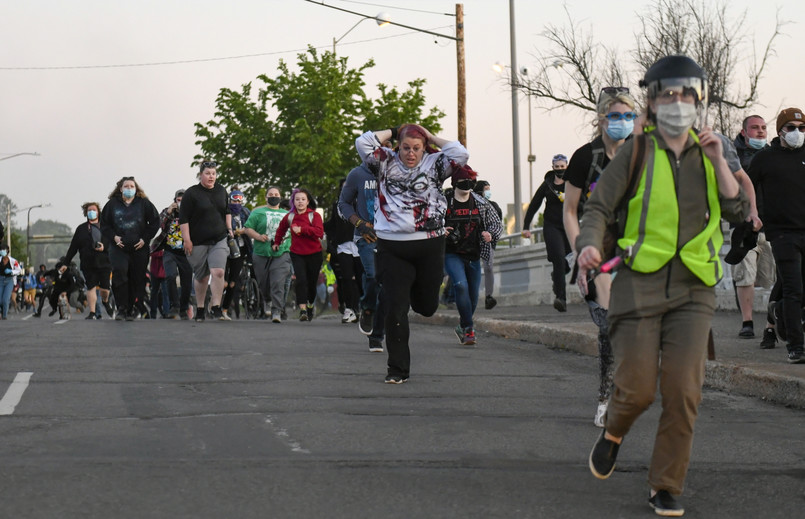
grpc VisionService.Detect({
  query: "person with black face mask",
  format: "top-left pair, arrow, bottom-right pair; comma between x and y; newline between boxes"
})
523,154 -> 572,312
444,167 -> 502,345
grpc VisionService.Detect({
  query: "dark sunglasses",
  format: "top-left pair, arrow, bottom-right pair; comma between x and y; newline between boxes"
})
601,86 -> 629,95
122,176 -> 135,181
200,161 -> 218,169
605,112 -> 638,121
552,154 -> 568,162
782,124 -> 805,133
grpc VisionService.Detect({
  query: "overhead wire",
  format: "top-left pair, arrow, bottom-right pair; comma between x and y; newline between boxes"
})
0,26 -> 453,71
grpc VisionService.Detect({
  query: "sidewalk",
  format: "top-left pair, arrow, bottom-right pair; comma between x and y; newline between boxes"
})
411,303 -> 805,409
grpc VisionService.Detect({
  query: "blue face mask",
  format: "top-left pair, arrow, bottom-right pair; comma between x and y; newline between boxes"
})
87,210 -> 98,220
605,119 -> 634,141
483,190 -> 492,200
747,137 -> 766,150
122,188 -> 136,198
0,250 -> 7,257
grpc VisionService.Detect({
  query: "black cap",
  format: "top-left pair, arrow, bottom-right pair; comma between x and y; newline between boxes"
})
174,189 -> 185,200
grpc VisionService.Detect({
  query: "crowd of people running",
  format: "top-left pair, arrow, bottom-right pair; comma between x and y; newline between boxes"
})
3,52 -> 804,516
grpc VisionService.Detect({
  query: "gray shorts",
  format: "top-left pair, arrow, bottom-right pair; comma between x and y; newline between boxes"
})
187,237 -> 229,279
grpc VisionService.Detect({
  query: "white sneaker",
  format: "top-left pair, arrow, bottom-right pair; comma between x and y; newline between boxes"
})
341,308 -> 357,323
594,402 -> 607,428
271,310 -> 281,323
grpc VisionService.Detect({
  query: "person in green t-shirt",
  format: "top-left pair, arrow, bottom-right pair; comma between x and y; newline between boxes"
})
244,186 -> 291,322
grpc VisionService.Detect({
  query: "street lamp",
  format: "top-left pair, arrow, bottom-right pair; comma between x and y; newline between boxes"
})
333,12 -> 391,54
23,203 -> 50,266
0,152 -> 40,162
306,0 -> 466,146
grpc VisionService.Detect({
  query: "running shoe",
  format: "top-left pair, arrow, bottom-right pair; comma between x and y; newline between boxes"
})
299,310 -> 308,322
194,307 -> 206,322
384,375 -> 408,384
594,402 -> 607,428
648,490 -> 684,517
759,328 -> 777,349
342,308 -> 357,324
359,309 -> 374,335
369,337 -> 383,352
272,310 -> 282,323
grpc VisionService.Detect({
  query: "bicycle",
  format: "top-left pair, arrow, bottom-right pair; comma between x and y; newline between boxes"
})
239,257 -> 264,320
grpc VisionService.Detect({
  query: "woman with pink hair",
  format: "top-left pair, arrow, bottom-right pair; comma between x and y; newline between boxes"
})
356,124 -> 469,384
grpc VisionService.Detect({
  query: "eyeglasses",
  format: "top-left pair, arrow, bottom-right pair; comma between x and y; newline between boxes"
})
552,154 -> 568,162
604,112 -> 638,121
601,86 -> 629,96
200,161 -> 218,169
782,124 -> 805,133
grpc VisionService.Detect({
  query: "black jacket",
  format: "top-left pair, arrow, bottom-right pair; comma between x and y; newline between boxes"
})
524,171 -> 566,228
747,137 -> 805,239
63,221 -> 111,270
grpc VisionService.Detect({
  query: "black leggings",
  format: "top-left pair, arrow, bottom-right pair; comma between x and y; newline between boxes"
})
108,246 -> 149,312
376,236 -> 445,378
290,252 -> 323,306
336,252 -> 362,312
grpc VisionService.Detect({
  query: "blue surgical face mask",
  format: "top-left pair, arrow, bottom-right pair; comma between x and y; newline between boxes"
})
605,119 -> 634,141
122,188 -> 136,198
0,250 -> 7,257
747,137 -> 766,150
87,210 -> 98,220
483,190 -> 492,200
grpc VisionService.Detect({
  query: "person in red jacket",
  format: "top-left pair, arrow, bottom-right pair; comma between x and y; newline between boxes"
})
273,188 -> 324,321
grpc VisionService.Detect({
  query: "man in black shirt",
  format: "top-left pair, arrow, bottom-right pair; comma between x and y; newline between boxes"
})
748,107 -> 805,363
179,161 -> 233,322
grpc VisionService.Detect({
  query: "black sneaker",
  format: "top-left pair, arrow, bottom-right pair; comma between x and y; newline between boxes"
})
787,346 -> 805,364
553,297 -> 567,312
485,295 -> 497,310
739,323 -> 755,338
306,306 -> 314,321
194,307 -> 206,322
210,305 -> 225,321
648,490 -> 684,517
368,337 -> 383,352
359,309 -> 374,335
384,374 -> 408,384
102,299 -> 115,318
85,312 -> 96,320
760,328 -> 777,349
589,430 -> 620,479
299,310 -> 308,322
454,325 -> 465,344
115,307 -> 126,321
125,307 -> 137,321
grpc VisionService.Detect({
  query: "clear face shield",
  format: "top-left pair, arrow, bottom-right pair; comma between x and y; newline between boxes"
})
648,76 -> 709,128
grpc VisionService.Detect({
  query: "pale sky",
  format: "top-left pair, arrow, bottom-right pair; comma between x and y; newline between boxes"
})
0,0 -> 800,232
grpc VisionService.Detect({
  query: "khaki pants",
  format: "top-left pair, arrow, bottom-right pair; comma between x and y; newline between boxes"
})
606,265 -> 714,495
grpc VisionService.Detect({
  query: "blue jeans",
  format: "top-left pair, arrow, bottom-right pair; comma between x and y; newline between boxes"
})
0,276 -> 13,318
357,237 -> 386,340
444,253 -> 481,330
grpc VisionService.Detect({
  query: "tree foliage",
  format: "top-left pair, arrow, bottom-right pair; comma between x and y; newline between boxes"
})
517,0 -> 785,134
194,47 -> 444,212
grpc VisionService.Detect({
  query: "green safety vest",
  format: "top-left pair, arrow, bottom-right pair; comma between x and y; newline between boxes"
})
617,130 -> 723,286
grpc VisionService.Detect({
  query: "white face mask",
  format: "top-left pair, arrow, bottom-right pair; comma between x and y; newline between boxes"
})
655,102 -> 698,137
783,129 -> 805,149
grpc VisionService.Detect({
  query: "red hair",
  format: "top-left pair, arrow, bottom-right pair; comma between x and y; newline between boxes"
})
398,124 -> 428,145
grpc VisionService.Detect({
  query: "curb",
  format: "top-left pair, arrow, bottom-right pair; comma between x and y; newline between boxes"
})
411,311 -> 805,409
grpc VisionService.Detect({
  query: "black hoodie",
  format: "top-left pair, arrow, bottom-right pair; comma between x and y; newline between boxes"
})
747,136 -> 805,240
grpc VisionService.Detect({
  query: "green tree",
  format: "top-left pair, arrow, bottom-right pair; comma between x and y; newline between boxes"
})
194,47 -> 444,213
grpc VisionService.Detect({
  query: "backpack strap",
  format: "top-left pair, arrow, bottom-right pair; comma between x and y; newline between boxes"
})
585,135 -> 607,195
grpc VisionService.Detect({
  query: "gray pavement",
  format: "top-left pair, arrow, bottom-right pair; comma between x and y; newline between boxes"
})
412,302 -> 805,409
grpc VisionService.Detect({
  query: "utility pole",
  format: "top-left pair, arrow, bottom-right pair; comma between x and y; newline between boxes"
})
508,0 -> 522,233
456,4 -> 466,146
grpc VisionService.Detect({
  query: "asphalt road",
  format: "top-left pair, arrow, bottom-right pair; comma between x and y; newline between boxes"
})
0,314 -> 803,518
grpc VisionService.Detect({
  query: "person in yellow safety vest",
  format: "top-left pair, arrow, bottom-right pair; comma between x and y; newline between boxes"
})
576,55 -> 750,517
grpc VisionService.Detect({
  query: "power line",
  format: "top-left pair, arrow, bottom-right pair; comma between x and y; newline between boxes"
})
330,0 -> 455,16
0,26 -> 453,71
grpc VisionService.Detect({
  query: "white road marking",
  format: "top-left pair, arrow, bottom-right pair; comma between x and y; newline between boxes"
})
0,372 -> 34,415
265,415 -> 310,454
21,314 -> 33,321
54,320 -> 69,325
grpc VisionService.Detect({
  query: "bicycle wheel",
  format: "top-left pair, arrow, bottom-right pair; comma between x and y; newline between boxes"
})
245,278 -> 263,319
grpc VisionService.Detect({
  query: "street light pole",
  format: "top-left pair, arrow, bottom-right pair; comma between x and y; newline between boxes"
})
332,12 -> 390,54
508,0 -> 523,233
527,89 -> 535,198
24,203 -> 50,266
305,0 -> 466,145
0,152 -> 40,162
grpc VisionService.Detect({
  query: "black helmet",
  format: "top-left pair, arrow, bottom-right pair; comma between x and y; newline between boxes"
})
640,55 -> 708,105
